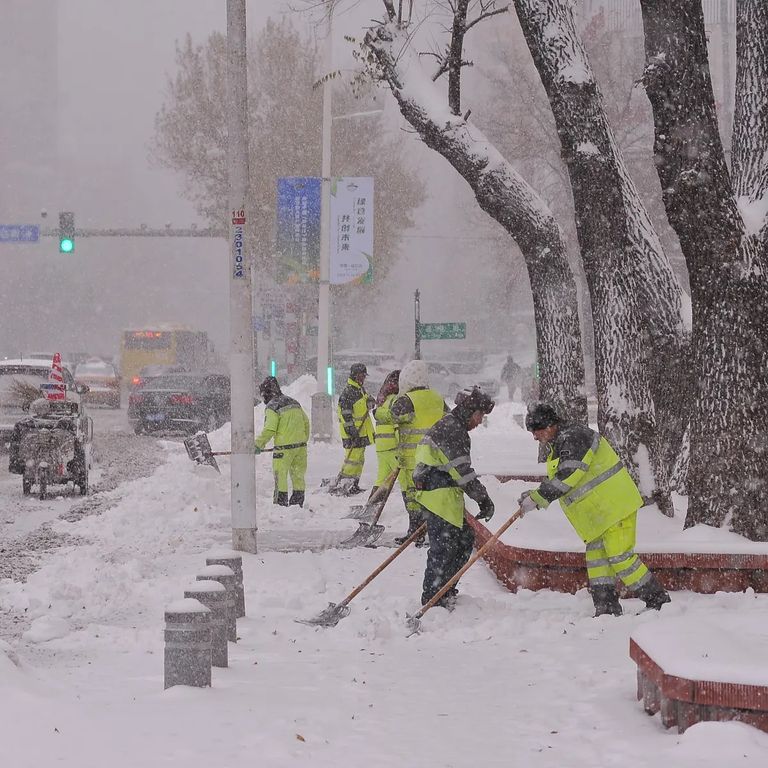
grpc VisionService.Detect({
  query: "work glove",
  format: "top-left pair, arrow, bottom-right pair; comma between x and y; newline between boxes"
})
366,396 -> 376,411
253,445 -> 262,455
476,496 -> 495,522
518,491 -> 538,516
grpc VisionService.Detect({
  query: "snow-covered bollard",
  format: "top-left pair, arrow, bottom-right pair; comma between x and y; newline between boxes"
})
183,582 -> 229,668
205,551 -> 245,618
196,564 -> 237,642
164,598 -> 212,690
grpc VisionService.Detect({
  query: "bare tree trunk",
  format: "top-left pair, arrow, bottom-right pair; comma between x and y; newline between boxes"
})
640,0 -> 768,540
732,0 -> 768,246
364,21 -> 587,423
511,0 -> 689,515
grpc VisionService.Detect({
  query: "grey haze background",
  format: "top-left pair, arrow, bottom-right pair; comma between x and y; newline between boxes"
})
0,1 -> 732,369
0,0 -> 540,369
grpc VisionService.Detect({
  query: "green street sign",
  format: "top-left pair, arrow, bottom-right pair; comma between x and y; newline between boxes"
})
419,322 -> 466,340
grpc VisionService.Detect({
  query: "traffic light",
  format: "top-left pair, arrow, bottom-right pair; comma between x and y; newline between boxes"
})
270,359 -> 277,377
59,211 -> 75,253
326,366 -> 334,396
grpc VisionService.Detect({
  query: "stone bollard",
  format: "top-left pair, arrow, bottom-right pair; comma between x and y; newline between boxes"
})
197,564 -> 237,642
205,551 -> 245,618
164,597 -> 211,689
184,582 -> 228,668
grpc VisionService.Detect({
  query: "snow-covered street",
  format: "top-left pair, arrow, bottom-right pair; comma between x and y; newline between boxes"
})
2,380 -> 767,767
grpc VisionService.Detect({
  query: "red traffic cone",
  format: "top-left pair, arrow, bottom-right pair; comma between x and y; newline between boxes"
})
43,352 -> 66,401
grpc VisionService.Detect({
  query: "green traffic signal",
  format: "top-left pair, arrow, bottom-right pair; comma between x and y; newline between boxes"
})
58,211 -> 75,253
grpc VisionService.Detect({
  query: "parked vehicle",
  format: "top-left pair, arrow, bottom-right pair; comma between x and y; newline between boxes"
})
75,358 -> 121,409
425,359 -> 500,401
0,359 -> 83,449
127,373 -> 231,435
130,364 -> 187,392
8,400 -> 92,498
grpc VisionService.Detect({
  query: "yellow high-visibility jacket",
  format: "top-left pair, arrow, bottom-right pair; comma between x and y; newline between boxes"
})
529,424 -> 643,542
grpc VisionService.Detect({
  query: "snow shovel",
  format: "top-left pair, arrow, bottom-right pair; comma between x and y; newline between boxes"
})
184,432 -> 271,473
342,468 -> 399,521
338,469 -> 400,548
405,507 -> 524,636
296,521 -> 427,627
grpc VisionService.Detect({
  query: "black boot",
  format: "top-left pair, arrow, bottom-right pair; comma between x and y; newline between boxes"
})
590,585 -> 623,617
347,478 -> 365,495
636,576 -> 671,611
274,491 -> 289,507
289,491 -> 305,508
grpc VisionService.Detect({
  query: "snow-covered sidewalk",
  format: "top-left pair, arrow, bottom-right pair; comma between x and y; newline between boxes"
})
2,378 -> 767,767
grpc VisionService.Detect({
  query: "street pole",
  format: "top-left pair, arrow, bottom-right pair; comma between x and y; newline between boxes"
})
226,0 -> 257,553
311,0 -> 335,442
414,289 -> 421,360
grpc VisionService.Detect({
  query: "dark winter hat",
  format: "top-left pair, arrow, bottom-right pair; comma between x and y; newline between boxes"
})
525,402 -> 561,432
454,387 -> 495,415
350,362 -> 368,378
259,376 -> 282,401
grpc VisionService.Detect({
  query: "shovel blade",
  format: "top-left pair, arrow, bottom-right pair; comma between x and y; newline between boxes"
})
342,504 -> 377,521
295,601 -> 351,628
338,523 -> 385,548
405,613 -> 422,636
183,431 -> 220,472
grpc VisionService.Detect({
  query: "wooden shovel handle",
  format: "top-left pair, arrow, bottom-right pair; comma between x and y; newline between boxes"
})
340,521 -> 427,608
414,508 -> 523,621
367,468 -> 400,526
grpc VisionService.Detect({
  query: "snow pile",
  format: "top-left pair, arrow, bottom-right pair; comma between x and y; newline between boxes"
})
1,404 -> 767,766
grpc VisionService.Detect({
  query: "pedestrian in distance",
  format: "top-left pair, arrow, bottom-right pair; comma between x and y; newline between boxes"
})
519,403 -> 671,616
333,362 -> 375,496
413,387 -> 496,610
390,359 -> 449,546
255,377 -> 309,507
500,355 -> 522,401
371,369 -> 402,496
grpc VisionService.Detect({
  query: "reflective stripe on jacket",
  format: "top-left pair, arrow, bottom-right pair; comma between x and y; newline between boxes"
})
255,395 -> 310,450
412,412 -> 487,529
529,424 -> 643,542
393,388 -> 446,468
373,393 -> 398,453
337,379 -> 374,448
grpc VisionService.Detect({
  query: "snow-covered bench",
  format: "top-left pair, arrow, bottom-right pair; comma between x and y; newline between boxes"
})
630,616 -> 768,734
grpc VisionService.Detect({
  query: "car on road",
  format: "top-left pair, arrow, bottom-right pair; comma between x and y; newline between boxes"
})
75,359 -> 121,409
425,359 -> 500,401
129,364 -> 187,391
127,372 -> 231,435
0,358 -> 86,449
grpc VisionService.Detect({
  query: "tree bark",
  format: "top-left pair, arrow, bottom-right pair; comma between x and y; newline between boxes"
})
640,0 -> 768,539
732,0 -> 768,246
364,21 -> 587,423
511,0 -> 689,515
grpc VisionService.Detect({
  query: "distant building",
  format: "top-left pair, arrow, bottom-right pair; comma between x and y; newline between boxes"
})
0,0 -> 58,220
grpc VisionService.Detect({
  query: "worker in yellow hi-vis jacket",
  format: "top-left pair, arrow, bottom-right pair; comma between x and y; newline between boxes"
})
255,377 -> 309,507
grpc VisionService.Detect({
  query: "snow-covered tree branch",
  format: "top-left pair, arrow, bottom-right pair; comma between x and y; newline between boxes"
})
363,13 -> 587,422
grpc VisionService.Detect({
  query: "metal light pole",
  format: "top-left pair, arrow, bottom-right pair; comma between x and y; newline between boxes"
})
226,0 -> 257,553
414,289 -> 421,360
310,0 -> 335,442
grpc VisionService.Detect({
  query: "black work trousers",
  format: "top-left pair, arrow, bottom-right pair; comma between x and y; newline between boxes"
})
421,508 -> 475,605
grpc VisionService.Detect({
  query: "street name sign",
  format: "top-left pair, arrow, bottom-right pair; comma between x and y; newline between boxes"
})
418,322 -> 466,340
0,224 -> 40,243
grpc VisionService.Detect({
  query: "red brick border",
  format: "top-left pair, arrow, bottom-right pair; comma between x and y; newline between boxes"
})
466,516 -> 768,594
629,637 -> 768,733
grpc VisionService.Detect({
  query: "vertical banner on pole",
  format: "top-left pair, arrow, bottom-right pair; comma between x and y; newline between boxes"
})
330,177 -> 374,285
276,177 -> 321,284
